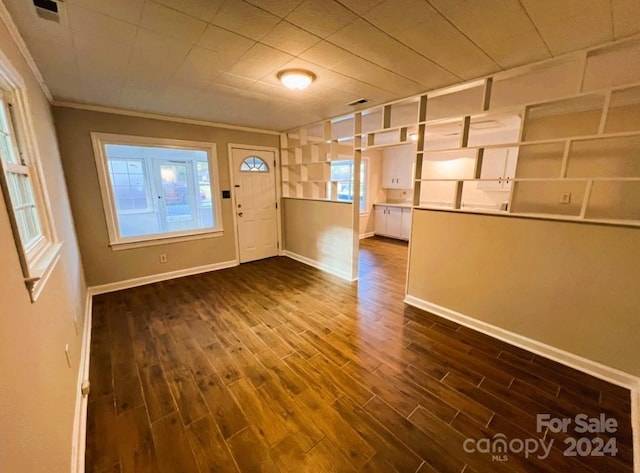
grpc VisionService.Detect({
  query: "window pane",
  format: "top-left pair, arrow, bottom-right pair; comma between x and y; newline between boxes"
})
104,143 -> 216,239
331,160 -> 367,211
108,158 -> 150,213
7,172 -> 42,247
331,162 -> 352,181
240,156 -> 268,172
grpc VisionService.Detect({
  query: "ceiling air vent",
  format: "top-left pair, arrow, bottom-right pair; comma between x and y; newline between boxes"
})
33,0 -> 62,22
347,98 -> 369,107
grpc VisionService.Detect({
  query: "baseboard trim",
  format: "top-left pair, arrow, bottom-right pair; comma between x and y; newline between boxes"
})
359,232 -> 375,239
283,251 -> 355,282
89,259 -> 239,295
70,290 -> 93,473
404,295 -> 640,391
632,389 -> 640,473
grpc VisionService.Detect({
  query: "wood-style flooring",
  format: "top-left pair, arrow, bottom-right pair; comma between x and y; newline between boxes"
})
86,236 -> 634,473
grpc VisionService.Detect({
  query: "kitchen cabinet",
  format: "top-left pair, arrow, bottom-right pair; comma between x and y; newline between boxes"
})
382,150 -> 414,189
477,147 -> 519,191
374,205 -> 411,240
400,208 -> 412,239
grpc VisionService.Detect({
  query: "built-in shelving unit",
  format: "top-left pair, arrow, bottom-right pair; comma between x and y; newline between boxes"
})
280,35 -> 640,227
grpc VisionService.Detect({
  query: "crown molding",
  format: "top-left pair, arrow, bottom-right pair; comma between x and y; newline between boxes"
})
0,0 -> 52,101
52,100 -> 281,135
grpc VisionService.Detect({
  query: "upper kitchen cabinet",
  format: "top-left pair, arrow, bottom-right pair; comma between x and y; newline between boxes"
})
382,144 -> 415,189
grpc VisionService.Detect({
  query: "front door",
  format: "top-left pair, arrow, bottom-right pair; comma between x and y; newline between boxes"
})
232,147 -> 278,263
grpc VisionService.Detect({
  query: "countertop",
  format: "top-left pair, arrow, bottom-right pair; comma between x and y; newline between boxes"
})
374,202 -> 412,208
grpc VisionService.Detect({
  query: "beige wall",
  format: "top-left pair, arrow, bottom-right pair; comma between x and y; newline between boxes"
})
52,107 -> 279,287
407,209 -> 640,377
283,198 -> 354,279
360,150 -> 383,236
0,22 -> 86,473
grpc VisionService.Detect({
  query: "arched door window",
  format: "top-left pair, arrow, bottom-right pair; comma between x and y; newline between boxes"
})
240,156 -> 269,172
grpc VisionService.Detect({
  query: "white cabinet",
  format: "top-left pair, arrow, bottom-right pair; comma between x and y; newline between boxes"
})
374,205 -> 387,235
400,208 -> 412,239
374,205 -> 411,240
382,149 -> 414,189
478,147 -> 519,191
386,206 -> 403,236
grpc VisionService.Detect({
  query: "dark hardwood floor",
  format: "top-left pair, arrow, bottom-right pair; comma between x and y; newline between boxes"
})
86,236 -> 634,473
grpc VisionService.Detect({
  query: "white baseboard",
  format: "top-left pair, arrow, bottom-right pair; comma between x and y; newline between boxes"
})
403,295 -> 640,391
89,259 -> 239,295
359,232 -> 375,239
633,389 -> 640,473
70,289 -> 93,473
283,251 -> 355,282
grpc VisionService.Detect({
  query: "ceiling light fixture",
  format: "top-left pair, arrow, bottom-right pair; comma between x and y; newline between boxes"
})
278,69 -> 316,90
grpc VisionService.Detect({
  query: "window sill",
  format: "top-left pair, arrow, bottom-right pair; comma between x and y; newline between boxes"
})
25,241 -> 62,303
110,230 -> 224,251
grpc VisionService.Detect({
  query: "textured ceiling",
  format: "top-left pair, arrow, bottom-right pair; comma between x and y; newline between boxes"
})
4,0 -> 640,131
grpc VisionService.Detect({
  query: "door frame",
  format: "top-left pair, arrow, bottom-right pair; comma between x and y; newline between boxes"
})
227,143 -> 283,263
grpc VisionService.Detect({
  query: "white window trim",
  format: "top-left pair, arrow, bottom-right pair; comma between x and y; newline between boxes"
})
91,132 -> 224,249
0,49 -> 60,302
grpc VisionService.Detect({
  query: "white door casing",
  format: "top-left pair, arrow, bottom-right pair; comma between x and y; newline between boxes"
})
231,147 -> 278,263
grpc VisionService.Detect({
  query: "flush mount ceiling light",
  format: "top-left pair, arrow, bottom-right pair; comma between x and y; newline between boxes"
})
278,69 -> 316,90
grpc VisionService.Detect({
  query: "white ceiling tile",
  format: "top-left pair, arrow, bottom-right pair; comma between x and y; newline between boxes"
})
75,49 -> 128,85
227,44 -> 294,80
139,1 -> 207,43
334,0 -> 386,15
211,1 -> 281,41
260,21 -> 321,55
152,0 -> 225,22
299,41 -> 425,96
44,73 -> 88,102
364,0 -> 499,79
118,86 -> 163,111
197,24 -> 256,59
131,28 -> 192,62
79,80 -> 123,107
72,31 -> 133,65
612,0 -> 640,39
125,29 -> 192,90
298,41 -> 355,69
66,3 -> 136,46
213,73 -> 256,90
285,0 -> 358,38
520,0 -> 613,54
21,35 -> 78,74
426,0 -> 550,68
332,55 -> 425,96
64,0 -> 144,24
244,0 -> 304,18
327,19 -> 458,88
171,47 -> 230,89
124,59 -> 174,91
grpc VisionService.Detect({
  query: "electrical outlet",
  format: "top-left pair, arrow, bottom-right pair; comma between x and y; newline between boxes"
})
159,254 -> 167,263
560,192 -> 571,204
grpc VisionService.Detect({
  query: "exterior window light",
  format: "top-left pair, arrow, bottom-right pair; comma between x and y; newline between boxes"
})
278,69 -> 316,90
